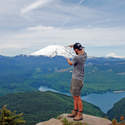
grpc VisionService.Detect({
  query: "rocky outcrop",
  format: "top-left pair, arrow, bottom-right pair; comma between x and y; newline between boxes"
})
36,113 -> 112,125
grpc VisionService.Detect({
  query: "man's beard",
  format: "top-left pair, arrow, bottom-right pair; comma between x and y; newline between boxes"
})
75,51 -> 78,55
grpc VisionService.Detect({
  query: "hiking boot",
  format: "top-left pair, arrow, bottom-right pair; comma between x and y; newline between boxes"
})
67,110 -> 77,118
73,112 -> 83,121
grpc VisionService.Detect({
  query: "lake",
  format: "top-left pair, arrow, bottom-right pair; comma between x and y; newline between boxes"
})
39,86 -> 125,113
82,91 -> 125,113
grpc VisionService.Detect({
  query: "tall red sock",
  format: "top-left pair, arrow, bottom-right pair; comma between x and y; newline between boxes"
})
73,96 -> 78,111
78,96 -> 83,112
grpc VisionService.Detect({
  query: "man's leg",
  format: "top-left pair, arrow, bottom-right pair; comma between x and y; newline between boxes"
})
78,96 -> 83,112
73,96 -> 78,111
67,96 -> 78,117
73,96 -> 83,112
73,96 -> 83,121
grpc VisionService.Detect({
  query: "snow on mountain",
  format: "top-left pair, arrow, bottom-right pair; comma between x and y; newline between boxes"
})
29,47 -> 125,59
30,45 -> 75,58
106,52 -> 125,59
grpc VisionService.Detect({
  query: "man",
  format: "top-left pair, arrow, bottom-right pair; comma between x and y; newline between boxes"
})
66,43 -> 87,121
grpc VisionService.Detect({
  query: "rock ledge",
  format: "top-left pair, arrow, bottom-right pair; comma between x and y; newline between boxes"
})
36,113 -> 112,125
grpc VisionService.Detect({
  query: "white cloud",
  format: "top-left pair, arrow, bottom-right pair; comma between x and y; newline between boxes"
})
79,0 -> 86,5
0,26 -> 125,56
27,25 -> 54,31
1,26 -> 125,49
0,0 -> 125,56
21,0 -> 53,14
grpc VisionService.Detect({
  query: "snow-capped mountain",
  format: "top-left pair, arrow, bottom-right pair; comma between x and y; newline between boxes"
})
106,52 -> 125,59
30,45 -> 75,58
30,45 -> 125,59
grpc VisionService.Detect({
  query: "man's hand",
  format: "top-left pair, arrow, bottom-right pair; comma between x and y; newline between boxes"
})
68,44 -> 74,48
66,58 -> 73,65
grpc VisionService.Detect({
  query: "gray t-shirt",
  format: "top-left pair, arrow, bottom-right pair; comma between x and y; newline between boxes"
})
72,52 -> 87,81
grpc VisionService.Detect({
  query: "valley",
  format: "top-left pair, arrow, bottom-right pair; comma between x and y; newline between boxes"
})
0,55 -> 125,96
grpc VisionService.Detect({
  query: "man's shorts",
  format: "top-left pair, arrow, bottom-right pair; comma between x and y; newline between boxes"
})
70,78 -> 83,96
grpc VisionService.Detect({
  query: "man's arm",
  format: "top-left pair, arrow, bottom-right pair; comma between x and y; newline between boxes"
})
66,58 -> 73,65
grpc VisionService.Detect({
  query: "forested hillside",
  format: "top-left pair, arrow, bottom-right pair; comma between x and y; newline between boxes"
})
0,55 -> 125,96
0,91 -> 105,125
107,97 -> 125,121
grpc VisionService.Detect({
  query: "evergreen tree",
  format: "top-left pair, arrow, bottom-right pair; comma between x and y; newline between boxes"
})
0,105 -> 25,125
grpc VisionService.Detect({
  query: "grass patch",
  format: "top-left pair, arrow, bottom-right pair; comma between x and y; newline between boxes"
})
61,118 -> 88,125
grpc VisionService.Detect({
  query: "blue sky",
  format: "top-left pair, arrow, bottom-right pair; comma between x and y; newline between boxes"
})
0,0 -> 125,57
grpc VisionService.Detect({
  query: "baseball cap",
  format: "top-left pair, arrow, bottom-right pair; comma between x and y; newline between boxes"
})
73,43 -> 84,50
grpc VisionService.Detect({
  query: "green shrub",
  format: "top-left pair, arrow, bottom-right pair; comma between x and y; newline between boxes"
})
0,105 -> 25,125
